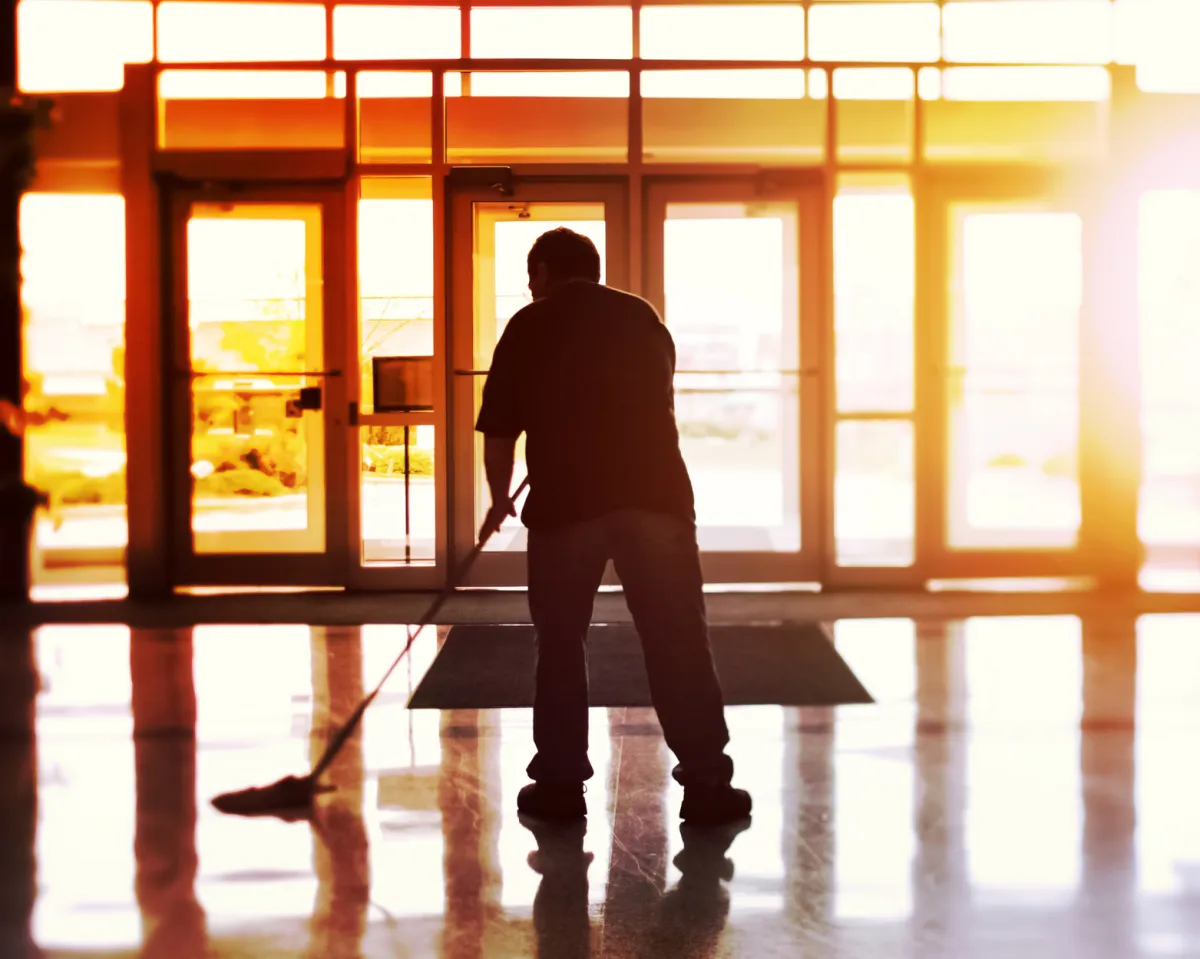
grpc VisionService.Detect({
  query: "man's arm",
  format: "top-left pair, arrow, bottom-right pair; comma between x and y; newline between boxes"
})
479,434 -> 519,542
475,317 -> 527,542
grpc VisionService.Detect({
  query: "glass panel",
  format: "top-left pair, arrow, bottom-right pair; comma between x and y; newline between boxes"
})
835,420 -> 915,567
451,72 -> 629,97
1137,191 -> 1200,580
333,5 -> 461,60
808,3 -> 941,63
157,2 -> 326,63
665,203 -> 801,552
834,71 -> 914,163
473,204 -> 608,552
19,194 -> 127,591
832,68 -> 914,100
17,0 -> 152,93
187,206 -> 326,554
361,426 -> 436,566
948,208 -> 1082,549
642,69 -> 807,99
469,7 -> 632,59
942,1 -> 1114,65
833,183 -> 914,413
358,189 -> 434,415
639,5 -> 805,60
1120,0 -> 1200,93
159,69 -> 332,100
940,66 -> 1111,101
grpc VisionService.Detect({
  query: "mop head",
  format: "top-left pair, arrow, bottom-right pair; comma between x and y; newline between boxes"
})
211,775 -> 331,819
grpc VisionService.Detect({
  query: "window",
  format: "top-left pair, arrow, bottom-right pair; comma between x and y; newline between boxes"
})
942,1 -> 1114,65
157,2 -> 326,63
1117,0 -> 1200,93
833,68 -> 915,100
941,66 -> 1111,101
17,0 -> 152,93
642,69 -> 807,99
450,73 -> 629,97
20,194 -> 128,588
808,3 -> 940,63
333,5 -> 461,60
469,7 -> 632,59
640,5 -> 805,61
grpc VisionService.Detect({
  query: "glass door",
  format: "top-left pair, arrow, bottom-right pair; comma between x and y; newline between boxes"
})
450,180 -> 628,585
169,189 -> 348,586
645,178 -> 824,584
922,176 -> 1090,579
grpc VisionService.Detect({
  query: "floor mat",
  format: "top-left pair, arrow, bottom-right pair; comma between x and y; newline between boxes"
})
408,622 -> 874,709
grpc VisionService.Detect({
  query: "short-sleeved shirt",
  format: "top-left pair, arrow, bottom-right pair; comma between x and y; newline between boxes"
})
475,279 -> 695,530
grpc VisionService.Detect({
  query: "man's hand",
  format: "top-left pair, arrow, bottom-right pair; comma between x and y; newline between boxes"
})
479,498 -> 517,544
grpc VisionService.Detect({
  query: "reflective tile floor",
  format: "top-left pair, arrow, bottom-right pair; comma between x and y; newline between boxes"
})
2,613 -> 1200,958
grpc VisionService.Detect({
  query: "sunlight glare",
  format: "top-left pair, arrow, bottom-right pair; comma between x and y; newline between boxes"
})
157,2 -> 326,63
17,0 -> 152,93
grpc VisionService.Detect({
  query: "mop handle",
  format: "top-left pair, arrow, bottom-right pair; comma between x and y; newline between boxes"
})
310,477 -> 529,780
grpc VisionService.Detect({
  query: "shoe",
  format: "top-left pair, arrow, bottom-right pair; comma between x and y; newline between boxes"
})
517,782 -> 587,820
679,785 -> 752,825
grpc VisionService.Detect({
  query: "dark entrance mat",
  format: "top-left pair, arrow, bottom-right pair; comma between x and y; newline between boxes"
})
408,622 -> 874,709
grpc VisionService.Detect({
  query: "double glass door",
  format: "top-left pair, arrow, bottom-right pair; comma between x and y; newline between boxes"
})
166,173 -> 1101,589
450,177 -> 826,586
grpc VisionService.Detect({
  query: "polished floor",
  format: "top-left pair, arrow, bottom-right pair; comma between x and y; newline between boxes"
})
2,611 -> 1199,958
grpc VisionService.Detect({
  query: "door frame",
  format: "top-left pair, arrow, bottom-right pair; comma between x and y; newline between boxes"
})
915,167 -> 1098,580
164,180 -> 351,587
643,173 -> 827,585
448,176 -> 630,586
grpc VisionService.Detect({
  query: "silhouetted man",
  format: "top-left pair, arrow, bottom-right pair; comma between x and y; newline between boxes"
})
476,227 -> 751,825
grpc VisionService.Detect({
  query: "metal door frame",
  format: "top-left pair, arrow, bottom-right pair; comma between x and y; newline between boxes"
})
448,175 -> 630,586
916,167 -> 1099,580
644,174 -> 827,585
165,181 -> 350,587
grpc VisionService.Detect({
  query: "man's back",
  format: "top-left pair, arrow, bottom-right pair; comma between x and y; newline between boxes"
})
476,280 -> 695,529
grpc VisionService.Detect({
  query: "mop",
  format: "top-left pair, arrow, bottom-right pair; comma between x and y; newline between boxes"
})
211,477 -> 529,819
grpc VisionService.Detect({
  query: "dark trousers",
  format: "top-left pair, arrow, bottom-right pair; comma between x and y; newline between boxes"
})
526,509 -> 734,789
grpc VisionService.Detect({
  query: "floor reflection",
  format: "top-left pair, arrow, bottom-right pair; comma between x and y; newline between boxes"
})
2,612 -> 1200,957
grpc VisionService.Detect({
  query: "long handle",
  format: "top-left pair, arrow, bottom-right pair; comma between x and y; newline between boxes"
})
310,477 -> 529,780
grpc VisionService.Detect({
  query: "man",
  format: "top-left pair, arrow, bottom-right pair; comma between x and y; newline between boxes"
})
475,227 -> 751,825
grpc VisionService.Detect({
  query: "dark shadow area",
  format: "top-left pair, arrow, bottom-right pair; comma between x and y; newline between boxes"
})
523,816 -> 594,959
0,628 -> 40,959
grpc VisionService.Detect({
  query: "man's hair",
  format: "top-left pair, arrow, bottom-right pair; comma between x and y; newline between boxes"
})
527,227 -> 601,283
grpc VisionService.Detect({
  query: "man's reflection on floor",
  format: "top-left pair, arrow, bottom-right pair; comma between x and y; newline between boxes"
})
522,815 -> 751,959
642,820 -> 751,959
523,816 -> 593,959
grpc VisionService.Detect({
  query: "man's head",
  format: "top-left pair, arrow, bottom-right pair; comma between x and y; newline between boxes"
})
527,227 -> 601,300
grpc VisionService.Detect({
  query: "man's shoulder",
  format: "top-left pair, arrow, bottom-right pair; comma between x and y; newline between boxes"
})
593,283 -> 661,320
